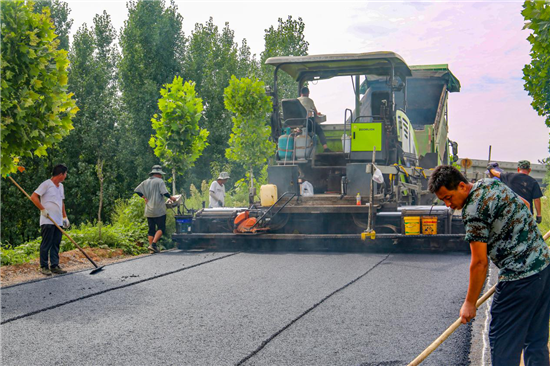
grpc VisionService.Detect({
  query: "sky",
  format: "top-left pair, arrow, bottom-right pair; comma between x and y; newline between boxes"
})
65,0 -> 549,163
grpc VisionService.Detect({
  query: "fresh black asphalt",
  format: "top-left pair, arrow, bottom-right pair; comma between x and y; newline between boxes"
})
1,250 -> 474,365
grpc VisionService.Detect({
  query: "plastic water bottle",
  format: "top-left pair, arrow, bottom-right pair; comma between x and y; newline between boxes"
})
356,193 -> 361,206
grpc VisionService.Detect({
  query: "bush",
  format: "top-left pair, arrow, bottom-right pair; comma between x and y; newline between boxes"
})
538,189 -> 550,237
59,221 -> 149,256
0,238 -> 41,265
225,166 -> 268,207
111,195 -> 147,226
0,196 -> 154,266
185,180 -> 209,210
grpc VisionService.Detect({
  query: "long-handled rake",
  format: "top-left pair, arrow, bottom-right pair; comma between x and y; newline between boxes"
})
8,175 -> 105,275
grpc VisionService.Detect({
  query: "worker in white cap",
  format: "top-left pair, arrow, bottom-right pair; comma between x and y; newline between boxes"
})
209,172 -> 230,208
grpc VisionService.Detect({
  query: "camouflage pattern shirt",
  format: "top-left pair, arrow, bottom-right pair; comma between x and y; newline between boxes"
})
462,179 -> 550,281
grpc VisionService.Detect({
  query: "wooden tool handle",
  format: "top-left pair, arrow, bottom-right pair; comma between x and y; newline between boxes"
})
408,284 -> 496,366
8,175 -> 99,268
408,229 -> 550,365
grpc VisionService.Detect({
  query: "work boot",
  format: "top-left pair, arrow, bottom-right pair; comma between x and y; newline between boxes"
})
50,266 -> 67,274
148,245 -> 160,254
40,267 -> 52,276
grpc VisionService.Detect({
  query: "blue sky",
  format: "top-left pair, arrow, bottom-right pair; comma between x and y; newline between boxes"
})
67,0 -> 549,163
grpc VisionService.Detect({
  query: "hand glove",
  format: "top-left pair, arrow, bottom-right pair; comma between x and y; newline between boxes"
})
62,217 -> 70,229
40,209 -> 49,217
217,200 -> 223,206
536,216 -> 542,224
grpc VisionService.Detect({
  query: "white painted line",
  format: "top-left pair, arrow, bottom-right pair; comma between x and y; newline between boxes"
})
481,265 -> 496,365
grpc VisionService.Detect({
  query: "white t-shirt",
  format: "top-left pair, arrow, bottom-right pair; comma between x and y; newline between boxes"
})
34,179 -> 65,226
209,181 -> 225,208
298,96 -> 317,117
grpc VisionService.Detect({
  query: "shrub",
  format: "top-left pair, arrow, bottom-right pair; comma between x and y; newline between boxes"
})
185,180 -> 209,210
0,196 -> 154,266
0,238 -> 41,265
538,189 -> 550,238
111,195 -> 147,226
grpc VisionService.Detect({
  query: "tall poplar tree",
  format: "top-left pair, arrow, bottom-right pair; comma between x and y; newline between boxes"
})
183,18 -> 256,186
260,16 -> 309,100
118,0 -> 186,190
33,0 -> 73,51
63,11 -> 120,228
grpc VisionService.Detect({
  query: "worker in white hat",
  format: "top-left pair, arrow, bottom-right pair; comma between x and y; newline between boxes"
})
209,172 -> 230,208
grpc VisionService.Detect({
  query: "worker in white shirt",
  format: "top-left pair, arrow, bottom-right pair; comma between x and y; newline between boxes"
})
209,172 -> 230,208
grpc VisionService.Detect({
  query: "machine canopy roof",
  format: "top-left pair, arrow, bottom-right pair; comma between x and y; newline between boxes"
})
408,64 -> 461,92
265,52 -> 412,82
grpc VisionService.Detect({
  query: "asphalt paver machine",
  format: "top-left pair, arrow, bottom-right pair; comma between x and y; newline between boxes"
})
174,52 -> 466,252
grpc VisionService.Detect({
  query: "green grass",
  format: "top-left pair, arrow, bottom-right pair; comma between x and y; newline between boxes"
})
0,196 -> 164,266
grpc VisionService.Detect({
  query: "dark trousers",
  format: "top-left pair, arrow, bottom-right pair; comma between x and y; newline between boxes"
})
147,215 -> 166,237
307,119 -> 327,146
40,224 -> 62,269
490,264 -> 550,366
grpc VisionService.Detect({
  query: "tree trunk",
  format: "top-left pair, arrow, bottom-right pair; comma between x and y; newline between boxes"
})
249,167 -> 255,205
172,168 -> 176,195
97,159 -> 104,241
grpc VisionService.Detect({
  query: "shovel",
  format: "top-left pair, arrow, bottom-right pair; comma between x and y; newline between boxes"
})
8,175 -> 105,275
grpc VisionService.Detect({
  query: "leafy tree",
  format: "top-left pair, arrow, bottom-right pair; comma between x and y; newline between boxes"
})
0,0 -> 78,177
0,156 -> 56,246
260,16 -> 309,100
150,77 -> 209,193
183,18 -> 257,187
118,0 -> 186,190
224,76 -> 275,180
63,11 -> 120,233
33,0 -> 73,51
523,1 -> 550,132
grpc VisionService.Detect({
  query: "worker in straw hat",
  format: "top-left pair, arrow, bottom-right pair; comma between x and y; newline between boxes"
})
209,172 -> 230,208
429,165 -> 550,365
134,165 -> 177,253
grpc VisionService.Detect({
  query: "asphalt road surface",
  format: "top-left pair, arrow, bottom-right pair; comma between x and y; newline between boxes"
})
1,250 -> 476,366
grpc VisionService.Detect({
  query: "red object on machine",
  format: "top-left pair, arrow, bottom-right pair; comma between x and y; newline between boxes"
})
234,211 -> 249,227
234,211 -> 259,233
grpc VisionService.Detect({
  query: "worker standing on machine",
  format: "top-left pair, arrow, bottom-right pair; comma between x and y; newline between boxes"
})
209,172 -> 230,208
428,165 -> 550,366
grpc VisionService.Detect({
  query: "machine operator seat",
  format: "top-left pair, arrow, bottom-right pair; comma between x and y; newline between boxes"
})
281,99 -> 309,128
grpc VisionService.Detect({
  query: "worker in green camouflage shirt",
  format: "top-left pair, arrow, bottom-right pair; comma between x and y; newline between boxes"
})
429,165 -> 550,366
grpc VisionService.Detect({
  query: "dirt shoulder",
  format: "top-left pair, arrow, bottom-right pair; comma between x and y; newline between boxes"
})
1,248 -> 148,287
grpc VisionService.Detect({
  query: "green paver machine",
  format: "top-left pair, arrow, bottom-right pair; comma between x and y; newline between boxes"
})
173,52 -> 466,251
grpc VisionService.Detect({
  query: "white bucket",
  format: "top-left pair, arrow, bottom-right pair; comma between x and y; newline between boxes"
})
341,134 -> 351,153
